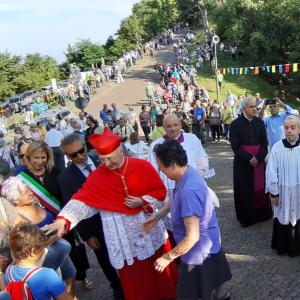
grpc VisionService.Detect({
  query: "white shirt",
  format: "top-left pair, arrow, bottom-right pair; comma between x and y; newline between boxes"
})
45,128 -> 64,147
79,119 -> 88,131
125,141 -> 149,159
226,93 -> 237,107
61,126 -> 74,137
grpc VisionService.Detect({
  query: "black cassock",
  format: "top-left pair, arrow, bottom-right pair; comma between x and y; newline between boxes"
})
230,114 -> 272,226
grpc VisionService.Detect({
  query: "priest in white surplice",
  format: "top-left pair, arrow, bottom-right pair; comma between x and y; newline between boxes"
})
148,114 -> 213,236
266,115 -> 300,257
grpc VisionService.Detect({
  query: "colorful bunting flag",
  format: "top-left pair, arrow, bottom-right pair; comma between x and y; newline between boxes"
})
293,63 -> 298,72
216,63 -> 299,76
272,65 -> 276,73
285,64 -> 290,73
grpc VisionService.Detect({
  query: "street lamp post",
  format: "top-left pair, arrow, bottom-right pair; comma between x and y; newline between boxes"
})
212,35 -> 220,100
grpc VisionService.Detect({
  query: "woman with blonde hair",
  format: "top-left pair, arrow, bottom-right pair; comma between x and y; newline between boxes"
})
16,141 -> 61,215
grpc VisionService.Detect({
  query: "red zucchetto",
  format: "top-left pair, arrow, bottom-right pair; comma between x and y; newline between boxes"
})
88,128 -> 121,155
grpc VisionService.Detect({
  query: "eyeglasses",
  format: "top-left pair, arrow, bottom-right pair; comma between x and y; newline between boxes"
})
67,147 -> 86,159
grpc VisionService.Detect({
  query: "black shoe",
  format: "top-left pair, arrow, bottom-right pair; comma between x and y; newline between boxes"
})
113,289 -> 123,300
215,292 -> 231,300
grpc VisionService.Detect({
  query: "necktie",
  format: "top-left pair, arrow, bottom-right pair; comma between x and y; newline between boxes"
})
84,164 -> 93,174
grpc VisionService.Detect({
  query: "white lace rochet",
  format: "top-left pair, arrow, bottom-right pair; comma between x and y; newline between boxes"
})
59,200 -> 168,269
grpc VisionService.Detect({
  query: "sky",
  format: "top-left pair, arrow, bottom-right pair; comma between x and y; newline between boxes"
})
0,0 -> 139,63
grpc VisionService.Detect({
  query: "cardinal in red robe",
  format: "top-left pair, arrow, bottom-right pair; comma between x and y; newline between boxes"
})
55,128 -> 177,300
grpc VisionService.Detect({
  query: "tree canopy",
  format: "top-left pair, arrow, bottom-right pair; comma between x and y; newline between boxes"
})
0,52 -> 60,101
1,0 -> 299,100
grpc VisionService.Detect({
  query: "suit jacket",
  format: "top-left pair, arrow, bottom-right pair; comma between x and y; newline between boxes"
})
58,155 -> 103,242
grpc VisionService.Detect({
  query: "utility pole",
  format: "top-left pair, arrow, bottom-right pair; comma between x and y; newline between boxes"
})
212,35 -> 220,100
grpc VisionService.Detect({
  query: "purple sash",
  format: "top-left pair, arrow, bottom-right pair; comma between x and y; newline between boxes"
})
163,132 -> 184,143
241,145 -> 266,208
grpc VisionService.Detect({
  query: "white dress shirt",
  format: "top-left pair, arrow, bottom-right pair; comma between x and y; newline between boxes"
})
45,129 -> 64,147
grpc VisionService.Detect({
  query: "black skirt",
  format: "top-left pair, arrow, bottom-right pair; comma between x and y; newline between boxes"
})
176,248 -> 232,300
271,218 -> 300,257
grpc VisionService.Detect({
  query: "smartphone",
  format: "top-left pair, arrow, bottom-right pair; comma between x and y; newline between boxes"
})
265,98 -> 277,105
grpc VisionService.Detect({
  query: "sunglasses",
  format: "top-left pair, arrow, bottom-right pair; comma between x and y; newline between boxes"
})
67,147 -> 86,159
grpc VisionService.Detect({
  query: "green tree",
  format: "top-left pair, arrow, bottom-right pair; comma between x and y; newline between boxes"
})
106,39 -> 136,62
0,52 -> 22,100
65,39 -> 106,70
13,53 -> 60,93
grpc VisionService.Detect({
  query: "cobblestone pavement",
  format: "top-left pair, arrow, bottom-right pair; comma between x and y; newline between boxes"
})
72,34 -> 300,300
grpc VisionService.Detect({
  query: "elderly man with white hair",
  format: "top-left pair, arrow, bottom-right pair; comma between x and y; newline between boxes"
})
230,97 -> 272,227
266,115 -> 300,257
148,114 -> 212,234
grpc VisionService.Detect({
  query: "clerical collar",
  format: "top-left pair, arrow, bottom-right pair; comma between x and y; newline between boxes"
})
282,136 -> 300,149
243,113 -> 254,122
163,131 -> 184,143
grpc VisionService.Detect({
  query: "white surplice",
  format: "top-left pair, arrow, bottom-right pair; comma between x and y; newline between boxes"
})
266,140 -> 300,226
58,200 -> 167,269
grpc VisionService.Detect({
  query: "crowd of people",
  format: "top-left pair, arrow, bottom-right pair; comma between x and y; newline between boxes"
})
0,24 -> 299,300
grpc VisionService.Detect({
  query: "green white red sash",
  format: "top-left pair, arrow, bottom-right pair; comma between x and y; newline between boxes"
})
17,171 -> 61,214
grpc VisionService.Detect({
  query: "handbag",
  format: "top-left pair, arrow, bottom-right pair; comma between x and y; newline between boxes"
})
69,231 -> 90,271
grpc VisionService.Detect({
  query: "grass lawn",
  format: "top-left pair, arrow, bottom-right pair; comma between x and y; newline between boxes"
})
189,32 -> 279,103
196,54 -> 277,102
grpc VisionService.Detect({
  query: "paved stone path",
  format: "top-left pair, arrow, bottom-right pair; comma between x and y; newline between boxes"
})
71,33 -> 300,300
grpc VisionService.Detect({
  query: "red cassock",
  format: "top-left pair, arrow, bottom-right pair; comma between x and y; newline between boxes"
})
72,157 -> 178,300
